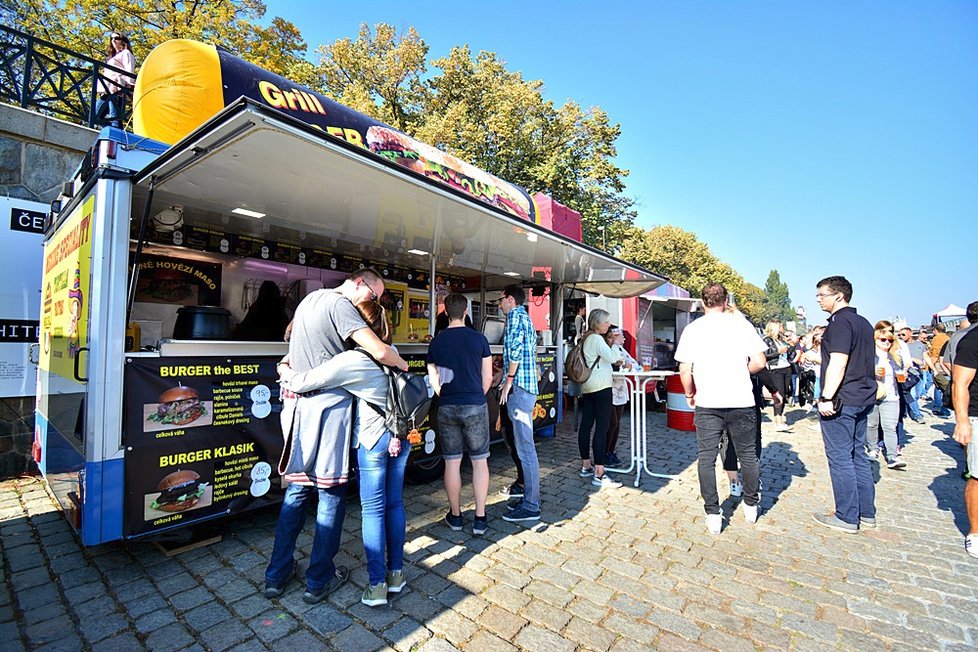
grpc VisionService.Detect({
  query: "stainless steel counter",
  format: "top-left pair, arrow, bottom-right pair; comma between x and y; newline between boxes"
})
128,339 -> 290,358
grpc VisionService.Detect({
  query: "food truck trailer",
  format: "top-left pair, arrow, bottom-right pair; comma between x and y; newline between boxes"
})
33,40 -> 666,546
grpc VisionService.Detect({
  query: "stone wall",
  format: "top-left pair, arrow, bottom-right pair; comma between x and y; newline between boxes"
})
0,103 -> 94,476
0,103 -> 95,202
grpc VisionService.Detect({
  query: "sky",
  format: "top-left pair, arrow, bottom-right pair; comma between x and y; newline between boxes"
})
264,0 -> 977,328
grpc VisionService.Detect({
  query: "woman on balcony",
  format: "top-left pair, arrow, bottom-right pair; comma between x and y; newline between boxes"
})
95,32 -> 135,128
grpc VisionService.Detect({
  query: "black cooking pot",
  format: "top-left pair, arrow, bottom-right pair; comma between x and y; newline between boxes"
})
173,306 -> 231,340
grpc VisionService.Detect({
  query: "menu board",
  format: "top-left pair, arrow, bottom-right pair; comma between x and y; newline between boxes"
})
233,234 -> 270,260
534,351 -> 558,429
183,225 -> 232,254
122,356 -> 284,537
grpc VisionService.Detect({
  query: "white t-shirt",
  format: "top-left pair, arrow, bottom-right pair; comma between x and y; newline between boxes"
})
674,312 -> 767,409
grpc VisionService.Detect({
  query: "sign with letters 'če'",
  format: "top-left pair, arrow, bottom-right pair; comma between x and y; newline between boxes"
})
0,197 -> 48,397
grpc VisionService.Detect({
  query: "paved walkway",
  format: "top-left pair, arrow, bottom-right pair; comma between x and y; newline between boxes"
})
1,405 -> 976,651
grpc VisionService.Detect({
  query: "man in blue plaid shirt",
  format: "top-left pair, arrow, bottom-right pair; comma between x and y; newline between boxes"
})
498,285 -> 541,522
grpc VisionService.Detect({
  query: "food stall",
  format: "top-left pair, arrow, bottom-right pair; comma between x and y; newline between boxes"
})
34,39 -> 665,545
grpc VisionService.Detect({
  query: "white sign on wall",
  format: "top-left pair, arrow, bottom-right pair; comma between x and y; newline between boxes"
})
0,197 -> 47,398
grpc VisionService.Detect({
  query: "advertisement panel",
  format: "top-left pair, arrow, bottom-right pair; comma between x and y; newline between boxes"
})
533,352 -> 558,429
134,40 -> 537,224
0,197 -> 47,397
123,356 -> 284,537
39,196 -> 94,380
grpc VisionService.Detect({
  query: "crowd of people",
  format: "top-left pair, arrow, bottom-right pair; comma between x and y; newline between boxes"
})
261,267 -> 978,610
675,276 -> 978,560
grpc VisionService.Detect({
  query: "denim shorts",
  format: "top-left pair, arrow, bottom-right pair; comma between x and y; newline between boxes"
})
437,403 -> 490,460
969,417 -> 978,474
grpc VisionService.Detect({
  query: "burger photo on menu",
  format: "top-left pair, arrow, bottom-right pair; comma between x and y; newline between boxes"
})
143,384 -> 213,432
144,469 -> 212,519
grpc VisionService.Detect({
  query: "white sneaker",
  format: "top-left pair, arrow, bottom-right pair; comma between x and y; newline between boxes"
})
966,534 -> 978,559
729,481 -> 743,498
744,504 -> 758,524
592,474 -> 622,488
706,513 -> 722,535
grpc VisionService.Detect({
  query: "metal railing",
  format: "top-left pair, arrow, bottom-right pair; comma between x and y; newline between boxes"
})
0,24 -> 136,129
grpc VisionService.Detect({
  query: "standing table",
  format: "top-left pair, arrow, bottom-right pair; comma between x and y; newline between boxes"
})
607,370 -> 679,487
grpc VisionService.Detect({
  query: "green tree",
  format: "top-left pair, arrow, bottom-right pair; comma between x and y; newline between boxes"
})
313,23 -> 429,132
9,1 -> 311,82
617,225 -> 765,323
761,269 -> 794,324
313,25 -> 636,247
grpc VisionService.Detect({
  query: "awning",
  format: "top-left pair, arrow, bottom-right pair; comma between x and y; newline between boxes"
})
644,295 -> 701,312
132,99 -> 666,298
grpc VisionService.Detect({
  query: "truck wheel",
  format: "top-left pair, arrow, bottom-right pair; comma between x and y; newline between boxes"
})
406,456 -> 445,484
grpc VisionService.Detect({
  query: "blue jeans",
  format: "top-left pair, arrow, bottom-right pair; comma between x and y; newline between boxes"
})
819,404 -> 876,525
265,482 -> 347,592
358,433 -> 410,585
95,90 -> 128,126
506,385 -> 540,513
906,388 -> 923,421
917,370 -> 932,398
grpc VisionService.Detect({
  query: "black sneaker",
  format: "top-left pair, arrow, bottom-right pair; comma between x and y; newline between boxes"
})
302,566 -> 349,604
445,510 -> 464,531
606,452 -> 622,467
499,483 -> 524,498
502,505 -> 541,523
473,514 -> 488,536
263,559 -> 299,599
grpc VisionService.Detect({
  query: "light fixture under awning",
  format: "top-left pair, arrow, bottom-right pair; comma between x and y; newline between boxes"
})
133,99 -> 667,299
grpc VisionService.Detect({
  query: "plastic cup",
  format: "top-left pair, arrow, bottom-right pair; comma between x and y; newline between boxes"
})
876,366 -> 886,379
896,371 -> 907,383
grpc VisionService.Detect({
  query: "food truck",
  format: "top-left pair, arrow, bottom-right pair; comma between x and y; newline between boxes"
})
33,39 -> 666,545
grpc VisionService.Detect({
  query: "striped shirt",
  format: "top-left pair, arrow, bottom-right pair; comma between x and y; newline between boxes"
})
503,305 -> 538,394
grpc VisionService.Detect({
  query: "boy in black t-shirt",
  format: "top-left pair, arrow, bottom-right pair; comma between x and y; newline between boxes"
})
951,327 -> 978,558
427,294 -> 494,535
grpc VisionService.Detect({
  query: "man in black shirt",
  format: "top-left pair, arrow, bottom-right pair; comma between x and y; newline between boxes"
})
813,276 -> 877,534
951,327 -> 978,558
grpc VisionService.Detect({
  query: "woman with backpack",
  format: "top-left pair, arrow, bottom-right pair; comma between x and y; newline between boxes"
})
278,300 -> 409,607
764,321 -> 793,432
577,309 -> 624,488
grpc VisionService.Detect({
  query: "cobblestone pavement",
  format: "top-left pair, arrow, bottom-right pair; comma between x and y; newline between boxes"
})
2,405 -> 977,651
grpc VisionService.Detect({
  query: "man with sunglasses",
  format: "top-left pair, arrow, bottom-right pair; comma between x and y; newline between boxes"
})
813,276 -> 877,534
265,268 -> 407,603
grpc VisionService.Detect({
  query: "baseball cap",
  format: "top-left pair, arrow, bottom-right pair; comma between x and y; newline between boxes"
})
893,320 -> 910,331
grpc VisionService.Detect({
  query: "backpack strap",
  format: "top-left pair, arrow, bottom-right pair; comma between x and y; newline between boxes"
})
581,332 -> 602,370
353,347 -> 392,415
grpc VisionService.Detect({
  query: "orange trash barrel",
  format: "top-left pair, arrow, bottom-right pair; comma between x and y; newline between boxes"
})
665,375 -> 695,431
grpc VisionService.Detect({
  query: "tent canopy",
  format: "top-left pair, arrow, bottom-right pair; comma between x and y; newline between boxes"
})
936,304 -> 966,317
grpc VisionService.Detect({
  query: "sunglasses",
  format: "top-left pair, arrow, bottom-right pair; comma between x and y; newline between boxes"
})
111,35 -> 123,40
877,338 -> 894,343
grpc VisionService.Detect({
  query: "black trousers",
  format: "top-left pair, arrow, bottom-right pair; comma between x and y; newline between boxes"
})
769,367 -> 792,416
721,405 -> 763,471
606,403 -> 626,455
578,388 -> 613,466
694,407 -> 759,513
